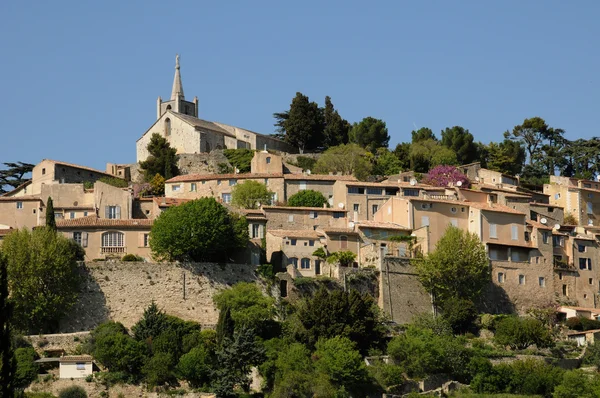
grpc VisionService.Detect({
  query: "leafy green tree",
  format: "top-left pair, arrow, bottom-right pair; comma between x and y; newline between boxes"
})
295,288 -> 386,355
440,126 -> 478,164
392,142 -> 412,170
553,370 -> 600,398
485,139 -> 526,176
373,148 -> 403,176
411,127 -> 437,143
409,139 -> 457,172
494,316 -> 553,350
139,133 -> 179,181
507,117 -> 549,164
3,228 -> 81,333
231,180 -> 272,209
0,253 -> 15,397
287,190 -> 328,208
177,345 -> 213,388
413,226 -> 489,308
280,92 -> 324,152
223,149 -> 254,173
0,162 -> 34,194
150,198 -> 248,261
349,117 -> 389,153
45,197 -> 56,230
314,143 -> 372,180
13,347 -> 38,391
323,96 -> 350,148
314,336 -> 370,393
213,282 -> 274,331
387,324 -> 471,381
92,323 -> 147,377
142,352 -> 177,388
327,251 -> 356,267
440,297 -> 478,334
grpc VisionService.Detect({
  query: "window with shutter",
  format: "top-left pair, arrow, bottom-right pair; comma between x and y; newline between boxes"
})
511,224 -> 518,240
489,223 -> 497,238
82,232 -> 88,248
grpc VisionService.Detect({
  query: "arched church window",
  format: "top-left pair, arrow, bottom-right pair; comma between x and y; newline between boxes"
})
166,105 -> 172,110
165,118 -> 171,136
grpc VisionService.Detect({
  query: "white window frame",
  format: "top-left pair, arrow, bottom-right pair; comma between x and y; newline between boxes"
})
106,205 -> 121,220
102,232 -> 124,247
190,183 -> 197,192
300,258 -> 311,269
172,184 -> 181,192
16,202 -> 23,209
222,193 -> 232,204
489,223 -> 497,239
252,224 -> 260,239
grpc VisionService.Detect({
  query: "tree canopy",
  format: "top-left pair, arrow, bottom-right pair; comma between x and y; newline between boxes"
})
1,227 -> 82,333
441,126 -> 478,165
314,143 -> 372,180
139,133 -> 179,181
231,180 -> 273,209
287,189 -> 328,208
149,198 -> 248,261
0,162 -> 34,195
413,226 -> 489,308
349,117 -> 390,153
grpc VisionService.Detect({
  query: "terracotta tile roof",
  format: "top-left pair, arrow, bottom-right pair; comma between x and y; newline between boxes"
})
530,202 -> 563,208
55,206 -> 95,210
477,184 -> 528,195
267,229 -> 323,239
284,174 -> 357,182
567,329 -> 600,336
262,206 -> 347,213
345,181 -> 403,188
0,195 -> 42,202
42,159 -> 122,180
356,221 -> 410,231
152,197 -> 192,207
322,227 -> 358,235
467,202 -> 526,215
0,228 -> 14,237
59,355 -> 93,363
56,216 -> 153,228
166,173 -> 282,183
410,197 -> 469,206
526,220 -> 553,230
0,180 -> 32,197
559,305 -> 600,313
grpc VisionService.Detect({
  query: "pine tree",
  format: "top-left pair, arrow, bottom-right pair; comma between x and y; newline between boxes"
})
45,196 -> 56,231
323,96 -> 350,148
282,92 -> 324,153
139,133 -> 179,181
0,253 -> 15,397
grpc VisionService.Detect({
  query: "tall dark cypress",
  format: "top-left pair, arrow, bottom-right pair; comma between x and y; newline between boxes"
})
216,306 -> 235,346
45,196 -> 56,231
0,253 -> 15,397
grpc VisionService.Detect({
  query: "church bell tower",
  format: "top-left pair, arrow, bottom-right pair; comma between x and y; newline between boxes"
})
156,55 -> 199,119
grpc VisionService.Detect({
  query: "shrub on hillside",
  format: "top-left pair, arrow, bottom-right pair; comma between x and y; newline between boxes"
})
58,386 -> 87,398
494,316 -> 553,350
223,149 -> 254,173
14,347 -> 39,390
565,316 -> 600,331
122,254 -> 143,262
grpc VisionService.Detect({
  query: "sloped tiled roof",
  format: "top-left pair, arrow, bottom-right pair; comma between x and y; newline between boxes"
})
0,195 -> 42,202
174,113 -> 236,137
0,228 -> 14,237
166,173 -> 282,183
0,180 -> 32,197
262,206 -> 347,213
322,227 -> 358,235
356,221 -> 410,231
468,202 -> 526,215
526,220 -> 553,230
56,215 -> 153,228
267,229 -> 323,239
59,355 -> 93,363
284,174 -> 357,182
42,159 -> 122,179
152,197 -> 192,208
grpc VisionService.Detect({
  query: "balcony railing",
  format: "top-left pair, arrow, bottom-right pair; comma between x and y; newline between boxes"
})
101,247 -> 126,254
423,194 -> 456,201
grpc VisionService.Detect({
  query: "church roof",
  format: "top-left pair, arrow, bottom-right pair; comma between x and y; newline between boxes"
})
174,113 -> 236,137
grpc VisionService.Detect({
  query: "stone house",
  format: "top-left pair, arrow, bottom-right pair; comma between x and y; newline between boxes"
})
545,175 -> 600,227
56,216 -> 153,261
0,196 -> 43,230
136,55 -> 293,163
266,229 -> 326,277
262,206 -> 347,231
164,173 -> 284,205
285,174 -> 357,206
567,329 -> 600,347
59,355 -> 94,379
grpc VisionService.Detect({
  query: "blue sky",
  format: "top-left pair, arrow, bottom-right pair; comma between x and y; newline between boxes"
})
1,1 -> 598,171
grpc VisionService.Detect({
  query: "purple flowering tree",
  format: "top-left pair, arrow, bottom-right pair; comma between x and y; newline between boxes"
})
423,165 -> 470,188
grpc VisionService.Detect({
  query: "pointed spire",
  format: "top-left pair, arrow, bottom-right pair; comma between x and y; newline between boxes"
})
171,54 -> 184,100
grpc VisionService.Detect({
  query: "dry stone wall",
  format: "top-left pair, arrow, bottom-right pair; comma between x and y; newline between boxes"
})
60,261 -> 258,332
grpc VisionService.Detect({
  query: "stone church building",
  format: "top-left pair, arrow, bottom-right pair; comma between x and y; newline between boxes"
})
136,55 -> 294,162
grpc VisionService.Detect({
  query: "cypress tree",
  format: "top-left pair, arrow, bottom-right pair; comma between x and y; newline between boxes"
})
45,196 -> 56,230
216,306 -> 235,346
0,253 -> 15,397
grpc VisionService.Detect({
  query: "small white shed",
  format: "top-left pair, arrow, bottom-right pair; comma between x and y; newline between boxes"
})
59,355 -> 94,379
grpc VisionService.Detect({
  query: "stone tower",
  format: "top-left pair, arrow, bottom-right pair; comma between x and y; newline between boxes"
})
156,54 -> 199,119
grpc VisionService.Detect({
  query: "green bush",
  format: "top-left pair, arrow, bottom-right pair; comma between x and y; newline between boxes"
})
294,156 -> 317,171
287,190 -> 328,208
441,297 -> 478,334
494,316 -> 553,350
257,263 -> 275,280
223,149 -> 255,173
14,347 -> 39,389
121,254 -> 143,262
97,176 -> 129,188
177,345 -> 213,388
143,352 -> 177,388
565,316 -> 600,331
58,386 -> 87,398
